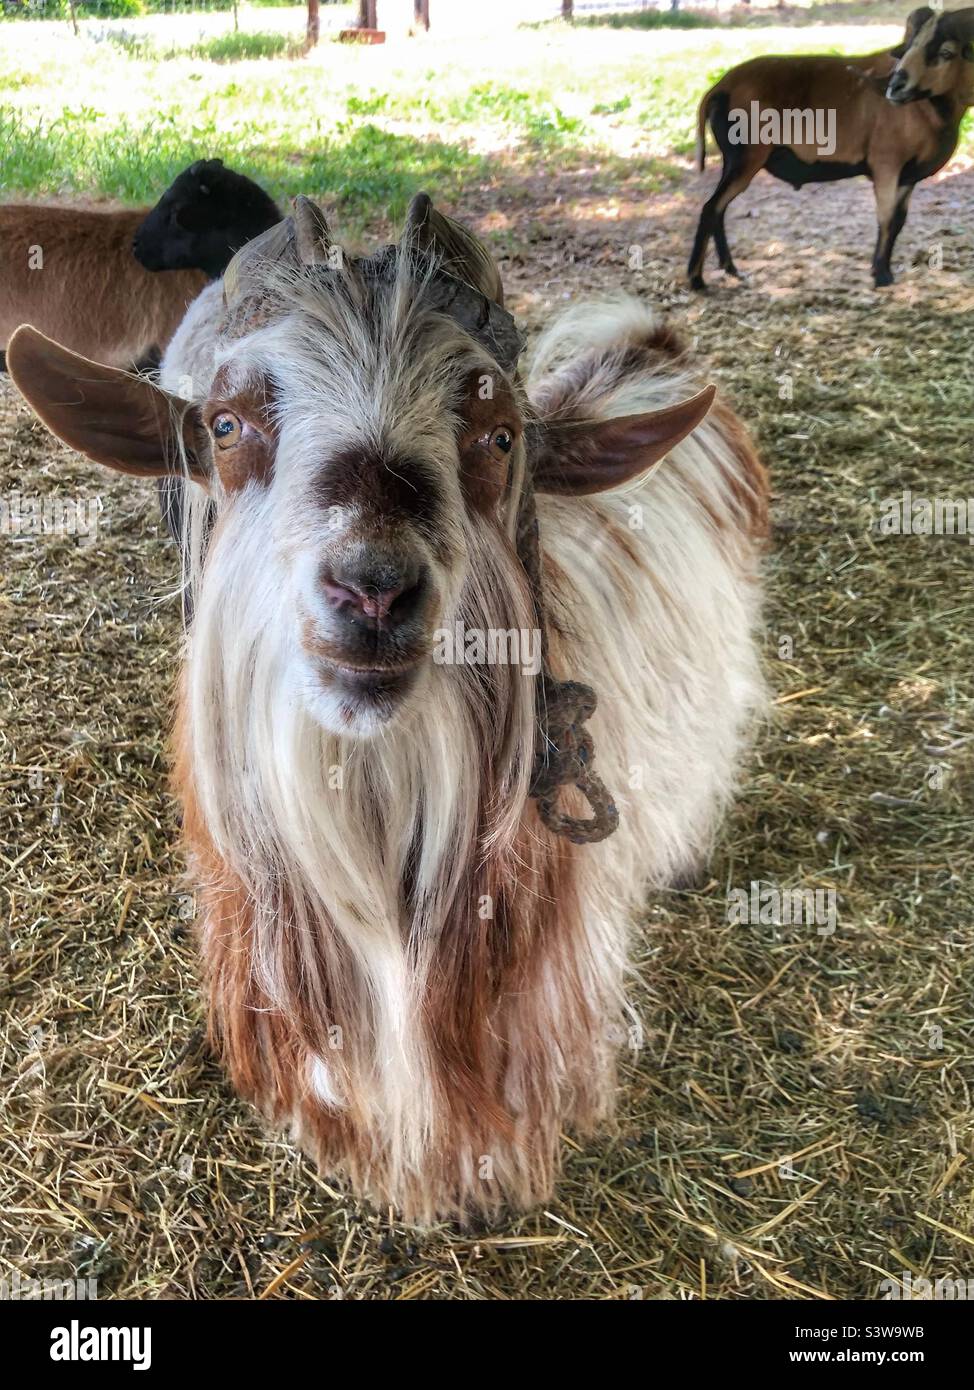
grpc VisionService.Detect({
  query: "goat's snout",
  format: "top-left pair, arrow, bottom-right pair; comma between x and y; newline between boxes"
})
885,70 -> 909,103
303,548 -> 435,724
319,554 -> 429,636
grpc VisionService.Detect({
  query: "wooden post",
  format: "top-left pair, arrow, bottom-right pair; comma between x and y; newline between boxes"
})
307,0 -> 320,48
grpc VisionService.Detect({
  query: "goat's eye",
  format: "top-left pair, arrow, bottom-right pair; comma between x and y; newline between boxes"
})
211,411 -> 243,449
488,427 -> 515,459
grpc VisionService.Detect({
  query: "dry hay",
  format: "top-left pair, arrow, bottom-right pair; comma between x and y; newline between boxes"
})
1,163 -> 972,1300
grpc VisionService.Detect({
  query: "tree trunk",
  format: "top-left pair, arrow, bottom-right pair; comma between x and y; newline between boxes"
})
562,0 -> 573,19
413,0 -> 430,30
358,0 -> 378,27
307,0 -> 320,47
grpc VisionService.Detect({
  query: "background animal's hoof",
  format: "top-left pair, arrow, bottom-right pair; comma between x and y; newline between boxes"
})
688,274 -> 707,292
873,270 -> 895,288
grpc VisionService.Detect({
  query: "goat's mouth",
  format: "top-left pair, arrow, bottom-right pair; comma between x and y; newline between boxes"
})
301,650 -> 426,732
322,657 -> 420,697
297,609 -> 436,731
885,81 -> 927,105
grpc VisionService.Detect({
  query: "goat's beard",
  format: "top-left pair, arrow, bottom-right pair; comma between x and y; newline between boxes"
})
178,497 -> 573,1201
185,499 -> 539,870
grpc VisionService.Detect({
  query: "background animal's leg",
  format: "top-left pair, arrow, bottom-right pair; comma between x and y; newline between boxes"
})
871,174 -> 911,287
0,349 -> 6,373
712,170 -> 756,279
689,148 -> 762,290
688,179 -> 723,289
879,184 -> 913,286
158,476 -> 184,546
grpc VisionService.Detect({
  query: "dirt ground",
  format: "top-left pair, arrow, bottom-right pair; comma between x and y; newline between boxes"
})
1,161 -> 973,1300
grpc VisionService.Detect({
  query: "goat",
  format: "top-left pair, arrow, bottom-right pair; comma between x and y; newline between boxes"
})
133,159 -> 283,282
887,7 -> 974,108
7,194 -> 768,1223
689,8 -> 967,289
0,203 -> 205,373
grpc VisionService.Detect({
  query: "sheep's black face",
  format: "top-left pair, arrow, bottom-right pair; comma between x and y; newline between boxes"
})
132,160 -> 282,280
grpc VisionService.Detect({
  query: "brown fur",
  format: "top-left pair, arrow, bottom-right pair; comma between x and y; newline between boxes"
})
707,396 -> 769,541
172,631 -> 611,1221
0,205 -> 205,366
206,370 -> 278,492
689,32 -> 968,288
456,370 -> 522,515
893,8 -> 974,108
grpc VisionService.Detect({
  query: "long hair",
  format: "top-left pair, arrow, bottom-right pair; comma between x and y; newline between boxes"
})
172,272 -> 766,1220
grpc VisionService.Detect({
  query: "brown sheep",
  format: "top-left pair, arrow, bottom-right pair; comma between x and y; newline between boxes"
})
688,9 -> 966,289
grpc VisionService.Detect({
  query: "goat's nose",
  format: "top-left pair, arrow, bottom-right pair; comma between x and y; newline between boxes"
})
886,71 -> 906,98
321,558 -> 427,630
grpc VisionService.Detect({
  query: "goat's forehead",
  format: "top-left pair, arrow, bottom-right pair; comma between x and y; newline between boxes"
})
210,302 -> 506,424
921,16 -> 944,49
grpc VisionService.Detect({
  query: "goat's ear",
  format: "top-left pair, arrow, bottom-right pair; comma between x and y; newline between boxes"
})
6,325 -> 208,482
532,385 -> 715,496
891,6 -> 934,56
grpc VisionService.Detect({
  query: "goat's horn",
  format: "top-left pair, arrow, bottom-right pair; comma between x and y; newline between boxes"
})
222,217 -> 295,309
943,7 -> 974,42
404,191 -> 505,306
292,195 -> 332,267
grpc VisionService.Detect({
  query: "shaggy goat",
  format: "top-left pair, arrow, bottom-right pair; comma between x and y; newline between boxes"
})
133,159 -> 283,281
689,8 -> 966,289
8,195 -> 768,1222
0,203 -> 205,372
887,7 -> 974,108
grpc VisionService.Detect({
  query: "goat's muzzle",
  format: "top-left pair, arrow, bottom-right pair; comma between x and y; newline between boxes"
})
300,546 -> 435,721
886,70 -> 921,103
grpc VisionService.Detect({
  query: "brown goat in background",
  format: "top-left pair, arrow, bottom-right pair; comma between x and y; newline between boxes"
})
0,204 -> 205,372
688,8 -> 966,289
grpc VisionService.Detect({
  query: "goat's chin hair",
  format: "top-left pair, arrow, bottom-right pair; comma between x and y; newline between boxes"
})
292,655 -> 429,740
176,494 -> 594,1217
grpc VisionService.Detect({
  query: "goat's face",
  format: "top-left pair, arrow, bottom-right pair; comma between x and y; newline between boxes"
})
196,283 -> 530,737
8,194 -> 717,743
133,158 -> 283,280
887,8 -> 974,105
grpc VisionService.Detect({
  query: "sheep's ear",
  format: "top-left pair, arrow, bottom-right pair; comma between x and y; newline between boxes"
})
7,325 -> 208,482
532,385 -> 715,496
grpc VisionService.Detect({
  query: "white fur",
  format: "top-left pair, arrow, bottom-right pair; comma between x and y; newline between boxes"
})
170,273 -> 764,1212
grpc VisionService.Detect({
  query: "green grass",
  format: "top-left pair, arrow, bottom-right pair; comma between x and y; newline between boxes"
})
0,106 -> 487,222
575,8 -> 721,31
0,13 -> 970,216
187,30 -> 302,61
